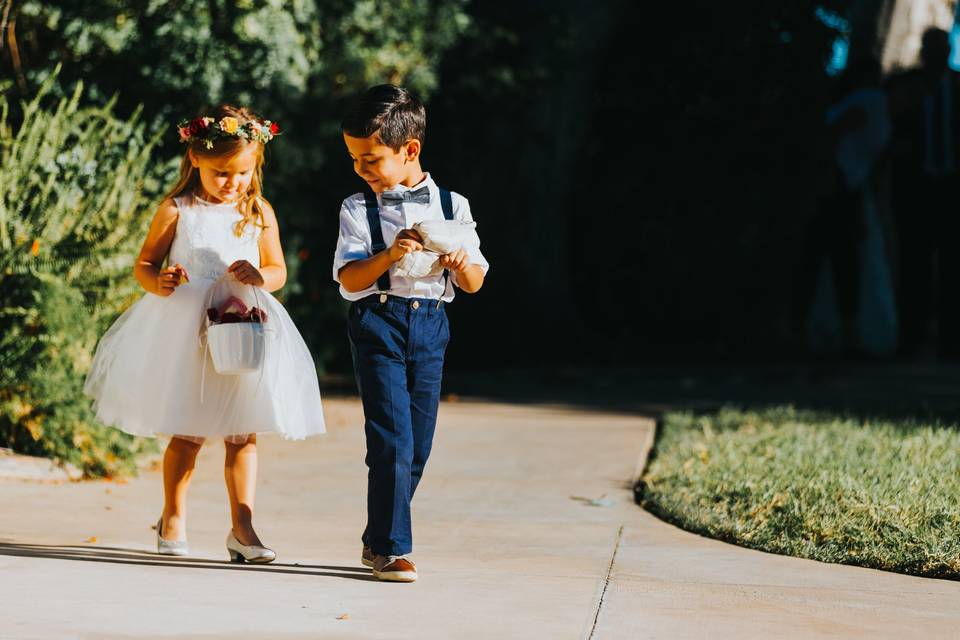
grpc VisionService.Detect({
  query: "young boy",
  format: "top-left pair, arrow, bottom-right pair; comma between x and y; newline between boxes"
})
333,84 -> 488,582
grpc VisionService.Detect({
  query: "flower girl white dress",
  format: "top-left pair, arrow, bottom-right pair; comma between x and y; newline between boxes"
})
84,192 -> 325,441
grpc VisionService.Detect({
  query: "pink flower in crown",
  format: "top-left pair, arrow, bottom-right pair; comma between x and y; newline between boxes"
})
178,126 -> 191,142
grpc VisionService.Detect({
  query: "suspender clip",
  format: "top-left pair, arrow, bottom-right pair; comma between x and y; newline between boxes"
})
379,293 -> 388,303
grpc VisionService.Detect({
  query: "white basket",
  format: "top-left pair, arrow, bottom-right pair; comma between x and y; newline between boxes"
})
206,322 -> 265,375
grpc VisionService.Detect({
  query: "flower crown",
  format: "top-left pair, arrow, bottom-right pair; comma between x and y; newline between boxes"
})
177,116 -> 280,148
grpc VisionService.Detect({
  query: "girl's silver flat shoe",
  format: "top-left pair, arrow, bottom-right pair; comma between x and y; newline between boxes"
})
156,517 -> 189,556
226,530 -> 276,564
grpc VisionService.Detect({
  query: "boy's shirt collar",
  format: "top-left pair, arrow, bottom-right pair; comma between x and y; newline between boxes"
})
380,172 -> 433,197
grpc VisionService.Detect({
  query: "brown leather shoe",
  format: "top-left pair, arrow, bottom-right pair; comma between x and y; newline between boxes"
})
372,555 -> 417,582
361,545 -> 375,568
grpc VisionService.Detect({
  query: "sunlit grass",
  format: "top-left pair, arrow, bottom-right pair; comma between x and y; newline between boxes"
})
641,406 -> 960,579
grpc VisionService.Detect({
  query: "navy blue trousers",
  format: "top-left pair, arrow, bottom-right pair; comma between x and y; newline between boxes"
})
347,295 -> 450,556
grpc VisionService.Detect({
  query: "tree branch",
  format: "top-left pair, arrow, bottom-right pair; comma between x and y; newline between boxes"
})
0,0 -> 14,55
7,11 -> 26,92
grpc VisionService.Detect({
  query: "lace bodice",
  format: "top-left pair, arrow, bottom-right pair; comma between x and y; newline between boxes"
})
169,193 -> 261,281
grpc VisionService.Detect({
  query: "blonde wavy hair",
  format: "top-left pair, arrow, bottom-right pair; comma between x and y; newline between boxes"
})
164,104 -> 268,237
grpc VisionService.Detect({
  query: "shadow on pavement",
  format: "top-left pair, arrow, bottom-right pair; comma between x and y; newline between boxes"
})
0,542 -> 378,582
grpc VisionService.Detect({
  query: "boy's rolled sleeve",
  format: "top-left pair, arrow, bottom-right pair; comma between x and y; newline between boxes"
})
452,195 -> 489,279
332,200 -> 371,283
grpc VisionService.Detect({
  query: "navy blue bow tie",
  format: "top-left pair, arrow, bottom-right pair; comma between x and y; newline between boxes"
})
381,186 -> 430,206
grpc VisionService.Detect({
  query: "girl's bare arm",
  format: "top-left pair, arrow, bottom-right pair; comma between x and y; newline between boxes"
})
135,199 -> 186,297
251,199 -> 287,293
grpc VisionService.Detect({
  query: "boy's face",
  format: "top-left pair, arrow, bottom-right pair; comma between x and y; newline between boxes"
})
190,145 -> 259,203
344,133 -> 419,193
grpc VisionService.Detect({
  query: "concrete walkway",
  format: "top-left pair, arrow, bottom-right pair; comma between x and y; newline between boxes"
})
1,398 -> 958,639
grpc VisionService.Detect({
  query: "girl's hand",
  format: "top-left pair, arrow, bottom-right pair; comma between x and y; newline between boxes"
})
439,248 -> 470,272
228,260 -> 265,287
388,229 -> 423,262
156,263 -> 188,297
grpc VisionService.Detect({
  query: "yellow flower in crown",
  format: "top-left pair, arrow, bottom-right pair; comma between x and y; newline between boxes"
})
219,117 -> 239,134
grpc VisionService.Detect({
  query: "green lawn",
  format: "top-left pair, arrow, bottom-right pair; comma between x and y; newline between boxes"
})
640,406 -> 960,579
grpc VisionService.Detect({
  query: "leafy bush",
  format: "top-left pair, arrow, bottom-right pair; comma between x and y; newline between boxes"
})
0,70 -> 174,477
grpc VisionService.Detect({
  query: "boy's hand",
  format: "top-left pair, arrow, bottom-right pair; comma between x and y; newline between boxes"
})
228,260 -> 266,287
388,229 -> 423,262
439,248 -> 471,272
156,263 -> 189,297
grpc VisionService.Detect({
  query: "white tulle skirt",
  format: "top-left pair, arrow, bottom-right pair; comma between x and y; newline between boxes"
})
84,278 -> 325,440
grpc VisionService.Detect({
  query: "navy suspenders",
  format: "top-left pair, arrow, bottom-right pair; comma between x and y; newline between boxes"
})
364,186 -> 455,295
363,191 -> 391,292
439,188 -> 453,224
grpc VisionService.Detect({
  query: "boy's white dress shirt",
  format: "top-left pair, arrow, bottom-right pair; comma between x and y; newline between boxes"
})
332,173 -> 489,302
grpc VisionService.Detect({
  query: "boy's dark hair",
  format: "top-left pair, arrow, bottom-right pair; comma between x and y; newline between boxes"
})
341,84 -> 426,149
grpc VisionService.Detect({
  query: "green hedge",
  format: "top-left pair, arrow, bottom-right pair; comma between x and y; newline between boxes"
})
0,70 -> 174,477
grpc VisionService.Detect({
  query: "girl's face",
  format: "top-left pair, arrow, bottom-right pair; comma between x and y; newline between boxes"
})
343,133 -> 420,192
190,145 -> 259,203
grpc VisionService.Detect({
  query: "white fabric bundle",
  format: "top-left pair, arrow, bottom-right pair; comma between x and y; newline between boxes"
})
394,219 -> 479,278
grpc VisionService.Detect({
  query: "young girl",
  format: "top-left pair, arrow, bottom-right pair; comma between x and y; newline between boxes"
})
84,105 -> 325,562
